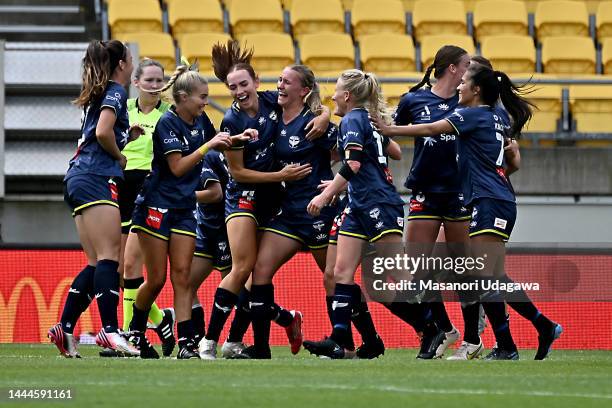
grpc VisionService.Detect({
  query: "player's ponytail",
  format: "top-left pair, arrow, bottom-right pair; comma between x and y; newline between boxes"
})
159,64 -> 207,105
289,64 -> 323,115
74,39 -> 127,107
468,65 -> 535,136
409,64 -> 434,92
340,69 -> 393,125
410,45 -> 468,93
212,39 -> 256,84
495,70 -> 534,136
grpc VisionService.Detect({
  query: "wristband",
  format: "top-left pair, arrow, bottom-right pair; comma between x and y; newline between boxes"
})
198,144 -> 209,156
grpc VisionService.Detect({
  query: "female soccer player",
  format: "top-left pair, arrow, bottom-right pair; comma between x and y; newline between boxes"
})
49,40 -> 141,357
393,45 -> 472,359
301,69 -> 406,359
198,41 -> 331,359
373,64 -> 563,359
444,56 -> 561,360
127,65 -> 253,359
238,64 -> 338,359
118,58 -> 175,357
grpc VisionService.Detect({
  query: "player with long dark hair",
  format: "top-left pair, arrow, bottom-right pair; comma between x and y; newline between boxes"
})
373,64 -> 562,359
49,40 -> 141,357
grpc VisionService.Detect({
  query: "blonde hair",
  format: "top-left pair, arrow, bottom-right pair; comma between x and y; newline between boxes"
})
158,65 -> 208,104
288,64 -> 323,115
339,69 -> 393,125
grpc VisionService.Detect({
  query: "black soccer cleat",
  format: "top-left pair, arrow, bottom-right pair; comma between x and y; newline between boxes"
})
535,323 -> 563,360
417,326 -> 446,359
483,348 -> 519,360
151,308 -> 176,357
356,335 -> 385,359
229,345 -> 272,360
128,331 -> 159,359
303,337 -> 346,359
177,345 -> 200,360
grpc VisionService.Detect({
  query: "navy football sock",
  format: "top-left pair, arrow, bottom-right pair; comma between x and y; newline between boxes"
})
206,288 -> 238,342
61,265 -> 96,334
94,259 -> 120,333
227,287 -> 251,342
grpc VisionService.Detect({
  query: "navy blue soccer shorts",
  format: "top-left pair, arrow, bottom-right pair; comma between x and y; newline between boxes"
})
468,198 -> 516,241
194,224 -> 232,272
407,191 -> 471,222
339,203 -> 404,242
131,205 -> 197,241
64,174 -> 120,217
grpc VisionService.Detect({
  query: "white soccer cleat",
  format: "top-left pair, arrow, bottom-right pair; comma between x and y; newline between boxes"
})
221,341 -> 247,358
95,329 -> 140,357
198,338 -> 217,360
447,340 -> 484,360
435,326 -> 460,358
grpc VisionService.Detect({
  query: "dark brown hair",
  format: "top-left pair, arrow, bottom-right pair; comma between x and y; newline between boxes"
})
73,40 -> 127,107
410,45 -> 468,92
211,40 -> 256,84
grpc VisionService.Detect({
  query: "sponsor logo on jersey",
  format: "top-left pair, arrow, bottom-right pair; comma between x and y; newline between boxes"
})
423,137 -> 437,147
416,193 -> 426,203
409,199 -> 423,212
438,103 -> 449,111
108,180 -> 119,201
375,221 -> 384,230
316,233 -> 328,241
280,129 -> 287,137
397,217 -> 404,227
472,207 -> 478,218
451,111 -> 464,122
440,133 -> 456,142
191,129 -> 199,136
258,116 -> 266,126
218,241 -> 227,252
269,111 -> 278,121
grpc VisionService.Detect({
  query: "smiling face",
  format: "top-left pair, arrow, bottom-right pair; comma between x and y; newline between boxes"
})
457,71 -> 479,106
277,67 -> 309,109
134,65 -> 165,102
179,81 -> 209,119
331,78 -> 349,117
226,68 -> 259,113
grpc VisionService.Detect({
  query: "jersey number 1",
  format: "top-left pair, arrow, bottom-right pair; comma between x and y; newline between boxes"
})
373,131 -> 387,165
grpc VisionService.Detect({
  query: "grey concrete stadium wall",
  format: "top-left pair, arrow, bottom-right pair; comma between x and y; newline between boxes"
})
1,195 -> 611,245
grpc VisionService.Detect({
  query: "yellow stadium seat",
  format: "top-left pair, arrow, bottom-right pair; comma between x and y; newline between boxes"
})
291,0 -> 345,42
108,0 -> 162,37
541,36 -> 596,75
351,0 -> 406,41
480,35 -> 535,74
522,84 -> 562,133
601,38 -> 612,74
473,0 -> 528,43
570,85 -> 612,135
179,32 -> 232,76
597,2 -> 612,41
299,33 -> 355,77
230,0 -> 284,40
208,82 -> 234,110
535,1 -> 589,40
412,0 -> 467,42
341,0 -> 354,10
168,0 -> 223,43
241,32 -> 295,77
359,33 -> 416,75
419,34 -> 475,68
569,0 -> 603,14
117,32 -> 176,73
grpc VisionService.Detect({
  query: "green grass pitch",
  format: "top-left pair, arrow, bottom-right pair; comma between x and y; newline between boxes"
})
1,345 -> 611,407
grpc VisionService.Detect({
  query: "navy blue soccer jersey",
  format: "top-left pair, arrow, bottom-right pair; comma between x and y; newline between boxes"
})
394,88 -> 460,193
197,150 -> 229,230
275,107 -> 337,214
445,106 -> 515,205
339,108 -> 403,210
135,107 -> 216,209
221,91 -> 280,175
65,81 -> 130,180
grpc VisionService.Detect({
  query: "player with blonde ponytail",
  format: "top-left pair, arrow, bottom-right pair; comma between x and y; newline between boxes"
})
127,63 -> 255,359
